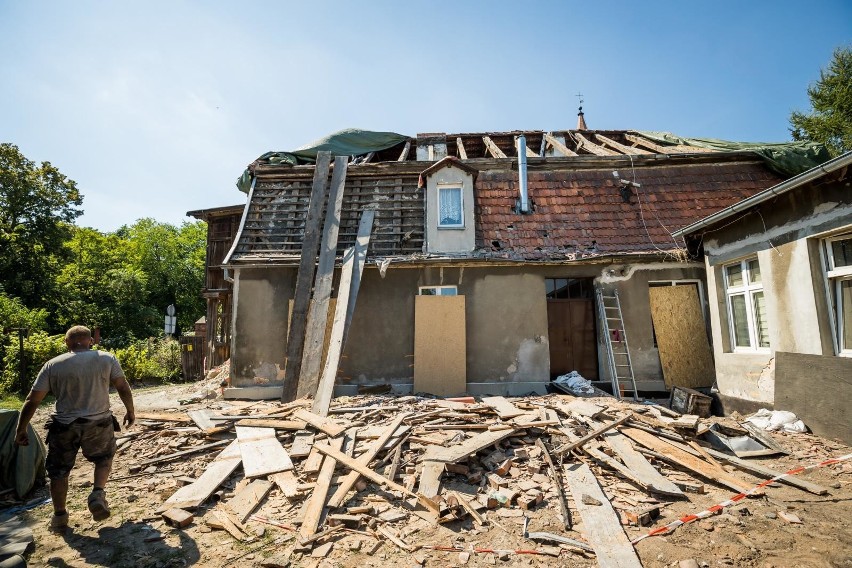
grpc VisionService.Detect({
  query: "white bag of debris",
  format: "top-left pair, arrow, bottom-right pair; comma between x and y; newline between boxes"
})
746,408 -> 807,433
554,371 -> 595,395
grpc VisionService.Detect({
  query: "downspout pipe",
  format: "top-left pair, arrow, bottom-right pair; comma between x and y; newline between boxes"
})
518,134 -> 529,213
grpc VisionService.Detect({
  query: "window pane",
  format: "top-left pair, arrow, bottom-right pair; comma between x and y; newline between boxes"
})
752,291 -> 770,348
832,238 -> 852,269
747,259 -> 761,284
726,263 -> 744,287
555,279 -> 568,299
420,288 -> 436,295
439,187 -> 463,226
841,279 -> 852,351
545,279 -> 555,297
730,294 -> 751,347
439,287 -> 457,296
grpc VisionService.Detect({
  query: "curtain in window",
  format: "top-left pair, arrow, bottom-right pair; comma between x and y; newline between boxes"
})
439,188 -> 462,226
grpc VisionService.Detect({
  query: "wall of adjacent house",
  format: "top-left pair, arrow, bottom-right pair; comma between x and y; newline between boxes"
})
700,178 -> 852,409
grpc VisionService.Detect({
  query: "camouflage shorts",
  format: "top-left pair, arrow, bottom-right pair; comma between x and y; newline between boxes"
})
45,415 -> 119,479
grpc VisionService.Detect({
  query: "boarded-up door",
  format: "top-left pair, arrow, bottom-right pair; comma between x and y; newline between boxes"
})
648,285 -> 715,388
547,299 -> 598,379
414,295 -> 466,396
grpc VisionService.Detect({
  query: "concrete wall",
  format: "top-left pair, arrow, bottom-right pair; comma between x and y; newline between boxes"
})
701,178 -> 852,406
424,165 -> 476,253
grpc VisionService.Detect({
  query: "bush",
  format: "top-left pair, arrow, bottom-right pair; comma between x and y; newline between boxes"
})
113,337 -> 181,382
0,332 -> 66,397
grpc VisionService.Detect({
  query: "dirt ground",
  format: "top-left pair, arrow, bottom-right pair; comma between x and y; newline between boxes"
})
7,380 -> 852,568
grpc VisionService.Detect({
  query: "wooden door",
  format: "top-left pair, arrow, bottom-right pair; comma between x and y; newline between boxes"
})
547,297 -> 598,379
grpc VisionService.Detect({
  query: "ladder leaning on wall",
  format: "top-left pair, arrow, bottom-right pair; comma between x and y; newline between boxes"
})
596,288 -> 639,401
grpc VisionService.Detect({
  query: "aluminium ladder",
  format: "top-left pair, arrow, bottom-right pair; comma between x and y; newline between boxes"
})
596,288 -> 639,401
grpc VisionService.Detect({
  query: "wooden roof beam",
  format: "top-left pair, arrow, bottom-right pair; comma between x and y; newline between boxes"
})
594,133 -> 652,155
482,136 -> 507,159
572,132 -> 619,156
543,133 -> 578,157
623,133 -> 675,154
397,140 -> 411,161
515,136 -> 538,158
456,137 -> 468,160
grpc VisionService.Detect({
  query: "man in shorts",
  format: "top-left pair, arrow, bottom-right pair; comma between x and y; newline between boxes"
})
15,325 -> 136,532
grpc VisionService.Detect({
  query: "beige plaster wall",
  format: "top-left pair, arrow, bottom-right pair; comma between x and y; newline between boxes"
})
424,165 -> 475,253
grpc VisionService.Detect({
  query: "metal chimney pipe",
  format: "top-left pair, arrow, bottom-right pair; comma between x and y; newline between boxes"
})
518,134 -> 529,213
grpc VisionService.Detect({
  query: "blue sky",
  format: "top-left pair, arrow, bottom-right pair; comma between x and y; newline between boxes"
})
1,1 -> 850,231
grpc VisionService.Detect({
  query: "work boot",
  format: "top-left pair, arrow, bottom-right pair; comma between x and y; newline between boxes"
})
49,511 -> 69,533
87,488 -> 110,521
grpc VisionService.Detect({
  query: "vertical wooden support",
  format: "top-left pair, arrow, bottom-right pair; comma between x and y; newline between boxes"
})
343,209 -> 375,342
281,151 -> 332,402
297,157 -> 349,398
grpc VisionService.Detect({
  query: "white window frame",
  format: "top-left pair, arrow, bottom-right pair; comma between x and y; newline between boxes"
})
418,285 -> 458,296
821,232 -> 852,356
723,257 -> 770,352
437,186 -> 464,228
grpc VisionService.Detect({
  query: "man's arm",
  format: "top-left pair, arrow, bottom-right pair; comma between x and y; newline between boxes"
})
15,389 -> 48,446
113,377 -> 135,427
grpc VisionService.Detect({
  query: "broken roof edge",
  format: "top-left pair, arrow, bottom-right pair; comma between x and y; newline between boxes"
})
673,150 -> 852,238
186,203 -> 246,220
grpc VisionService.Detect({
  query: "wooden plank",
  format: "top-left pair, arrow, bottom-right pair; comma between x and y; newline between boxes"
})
563,463 -> 643,568
397,140 -> 411,161
553,414 -> 632,456
209,509 -> 247,541
311,247 -> 356,416
594,133 -> 652,155
164,440 -> 242,509
544,132 -> 578,156
448,490 -> 485,526
234,418 -> 307,430
620,427 -> 753,493
236,426 -> 294,478
289,430 -> 315,458
456,137 -> 467,160
775,351 -> 852,445
226,479 -> 272,523
282,151 -> 332,402
425,428 -> 518,463
298,156 -> 349,398
135,412 -> 191,423
343,209 -> 376,345
602,431 -> 684,497
649,286 -> 715,389
481,396 -> 525,419
294,408 -> 347,437
327,412 -> 409,508
572,131 -> 619,156
482,136 -> 507,158
141,439 -> 230,467
303,446 -> 324,475
299,437 -> 344,539
413,295 -> 466,396
417,460 -> 444,499
270,470 -> 299,498
536,437 -> 572,530
187,409 -> 216,429
700,446 -> 828,495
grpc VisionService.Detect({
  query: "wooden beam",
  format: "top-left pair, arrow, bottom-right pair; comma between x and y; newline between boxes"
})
456,137 -> 467,160
701,446 -> 828,495
594,133 -> 652,155
424,428 -> 518,463
226,479 -> 272,523
312,247 -> 355,416
299,437 -> 344,539
282,151 -> 332,402
602,431 -> 684,497
397,140 -> 411,161
163,440 -> 242,510
236,426 -> 294,478
543,132 -> 578,156
564,463 -> 643,568
623,133 -> 673,154
327,412 -> 409,508
343,209 -> 375,345
298,157 -> 349,398
572,132 -> 619,156
553,414 -> 631,456
515,136 -> 538,157
482,136 -> 507,159
293,408 -> 347,437
535,438 -> 571,530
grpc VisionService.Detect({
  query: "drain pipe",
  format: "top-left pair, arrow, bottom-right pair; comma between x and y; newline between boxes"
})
518,134 -> 530,213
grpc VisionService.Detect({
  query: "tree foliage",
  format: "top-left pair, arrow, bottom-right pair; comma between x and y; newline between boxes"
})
0,143 -> 82,306
790,47 -> 852,156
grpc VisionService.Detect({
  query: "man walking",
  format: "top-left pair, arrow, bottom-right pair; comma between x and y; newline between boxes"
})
15,325 -> 135,532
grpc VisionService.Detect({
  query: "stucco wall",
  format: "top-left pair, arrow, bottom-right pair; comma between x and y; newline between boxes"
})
424,165 -> 476,253
702,178 -> 852,404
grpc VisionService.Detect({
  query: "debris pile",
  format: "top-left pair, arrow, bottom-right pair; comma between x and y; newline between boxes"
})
118,393 -> 850,566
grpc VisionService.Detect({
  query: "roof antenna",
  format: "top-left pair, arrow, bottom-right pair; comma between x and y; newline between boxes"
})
576,92 -> 588,130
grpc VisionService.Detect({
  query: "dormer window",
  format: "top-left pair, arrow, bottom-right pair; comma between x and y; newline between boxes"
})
438,186 -> 464,228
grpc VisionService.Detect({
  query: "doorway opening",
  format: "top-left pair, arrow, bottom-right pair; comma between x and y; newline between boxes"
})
546,278 -> 598,380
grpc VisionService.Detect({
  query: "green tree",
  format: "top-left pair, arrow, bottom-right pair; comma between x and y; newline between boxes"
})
0,143 -> 83,307
790,46 -> 852,156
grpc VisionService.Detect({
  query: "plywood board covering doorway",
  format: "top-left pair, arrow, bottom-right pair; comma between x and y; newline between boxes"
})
649,285 -> 715,388
414,295 -> 466,396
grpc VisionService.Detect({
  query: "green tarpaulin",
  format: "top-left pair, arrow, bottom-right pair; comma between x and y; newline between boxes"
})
0,410 -> 45,499
637,131 -> 830,177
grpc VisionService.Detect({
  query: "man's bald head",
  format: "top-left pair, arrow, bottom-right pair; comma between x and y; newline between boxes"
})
65,326 -> 93,351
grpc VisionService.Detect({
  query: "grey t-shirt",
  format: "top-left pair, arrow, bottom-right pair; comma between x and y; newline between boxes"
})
32,350 -> 125,424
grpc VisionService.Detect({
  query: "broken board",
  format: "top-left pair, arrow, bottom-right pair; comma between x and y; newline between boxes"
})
299,437 -> 344,539
236,426 -> 294,478
226,479 -> 273,523
649,285 -> 715,389
602,431 -> 684,497
424,428 -> 517,463
289,430 -> 315,458
163,440 -> 242,510
413,295 -> 466,396
563,463 -> 642,568
482,396 -> 525,419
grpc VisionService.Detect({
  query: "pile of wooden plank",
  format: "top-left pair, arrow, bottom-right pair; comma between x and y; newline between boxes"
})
119,392 -> 836,565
